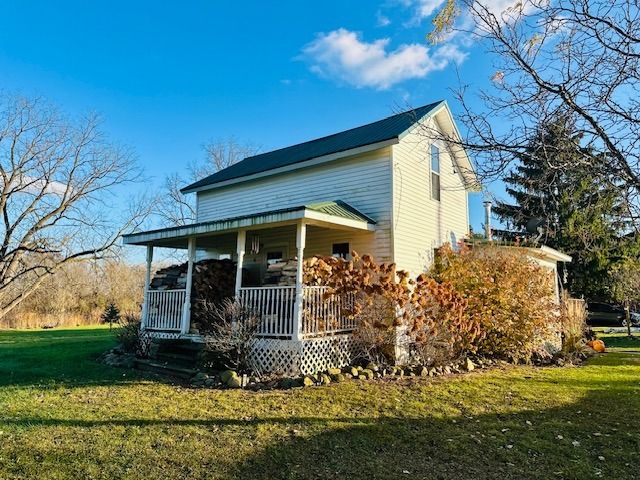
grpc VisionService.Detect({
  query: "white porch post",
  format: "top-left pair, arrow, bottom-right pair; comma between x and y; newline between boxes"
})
292,221 -> 307,341
235,229 -> 246,296
141,245 -> 153,330
181,237 -> 196,335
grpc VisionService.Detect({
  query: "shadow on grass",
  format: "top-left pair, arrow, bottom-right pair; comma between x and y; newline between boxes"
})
231,388 -> 640,480
2,385 -> 639,480
0,327 -> 152,388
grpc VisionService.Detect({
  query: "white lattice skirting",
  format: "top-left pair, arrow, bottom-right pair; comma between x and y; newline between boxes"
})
250,334 -> 359,376
145,330 -> 182,340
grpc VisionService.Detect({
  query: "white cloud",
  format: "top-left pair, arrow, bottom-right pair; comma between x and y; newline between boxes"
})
301,29 -> 467,89
414,0 -> 446,20
405,0 -> 531,24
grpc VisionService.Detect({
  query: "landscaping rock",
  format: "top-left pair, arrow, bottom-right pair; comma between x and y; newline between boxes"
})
417,366 -> 429,377
331,373 -> 346,383
302,376 -> 315,387
443,366 -> 452,375
220,370 -> 237,383
327,368 -> 342,376
365,362 -> 379,372
360,369 -> 374,380
320,374 -> 331,385
192,372 -> 209,382
204,377 -> 218,387
226,376 -> 242,388
428,368 -> 436,377
464,359 -> 476,371
344,366 -> 359,377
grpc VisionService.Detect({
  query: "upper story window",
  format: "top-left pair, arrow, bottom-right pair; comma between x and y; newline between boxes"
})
431,144 -> 441,201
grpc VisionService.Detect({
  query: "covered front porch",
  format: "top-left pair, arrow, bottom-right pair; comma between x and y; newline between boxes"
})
123,202 -> 375,344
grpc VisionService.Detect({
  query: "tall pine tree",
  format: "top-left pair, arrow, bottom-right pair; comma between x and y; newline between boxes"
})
494,115 -> 636,300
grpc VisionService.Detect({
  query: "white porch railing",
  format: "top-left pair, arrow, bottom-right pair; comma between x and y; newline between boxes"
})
143,285 -> 358,338
302,286 -> 357,336
144,289 -> 186,331
238,286 -> 296,337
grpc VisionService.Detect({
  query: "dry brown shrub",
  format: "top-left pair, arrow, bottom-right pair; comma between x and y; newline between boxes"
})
305,252 -> 476,366
431,244 -> 560,363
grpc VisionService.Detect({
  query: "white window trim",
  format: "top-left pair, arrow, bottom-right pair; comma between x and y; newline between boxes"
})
430,143 -> 441,202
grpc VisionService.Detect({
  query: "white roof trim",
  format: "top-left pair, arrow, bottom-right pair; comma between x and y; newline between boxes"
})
399,101 -> 480,192
529,245 -> 573,263
123,208 -> 373,246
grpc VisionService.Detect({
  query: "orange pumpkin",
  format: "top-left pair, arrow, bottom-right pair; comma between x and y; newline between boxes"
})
587,339 -> 606,353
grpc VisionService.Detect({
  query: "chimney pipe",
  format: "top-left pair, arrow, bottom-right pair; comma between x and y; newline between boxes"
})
483,200 -> 492,240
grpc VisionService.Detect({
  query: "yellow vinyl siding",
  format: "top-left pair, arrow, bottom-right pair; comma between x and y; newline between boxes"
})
196,149 -> 393,262
392,120 -> 469,275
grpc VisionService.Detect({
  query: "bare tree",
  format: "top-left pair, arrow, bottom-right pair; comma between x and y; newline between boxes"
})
0,94 -> 151,318
424,0 -> 640,226
156,137 -> 259,226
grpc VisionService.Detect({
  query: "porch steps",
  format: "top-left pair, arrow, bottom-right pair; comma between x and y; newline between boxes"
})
152,351 -> 198,368
134,338 -> 204,380
134,358 -> 197,379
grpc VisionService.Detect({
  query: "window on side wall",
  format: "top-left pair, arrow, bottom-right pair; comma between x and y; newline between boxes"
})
431,144 -> 441,201
332,242 -> 350,259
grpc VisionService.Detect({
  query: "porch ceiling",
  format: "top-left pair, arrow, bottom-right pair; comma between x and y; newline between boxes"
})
122,200 -> 376,248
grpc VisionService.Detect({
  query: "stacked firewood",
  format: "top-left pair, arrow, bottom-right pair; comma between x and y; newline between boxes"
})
263,259 -> 298,286
150,263 -> 188,290
150,259 -> 247,320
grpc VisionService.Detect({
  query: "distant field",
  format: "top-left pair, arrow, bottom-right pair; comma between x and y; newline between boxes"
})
1,326 -> 639,480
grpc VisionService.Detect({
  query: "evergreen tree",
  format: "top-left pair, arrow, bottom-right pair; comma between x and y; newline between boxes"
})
101,302 -> 121,330
494,115 -> 637,300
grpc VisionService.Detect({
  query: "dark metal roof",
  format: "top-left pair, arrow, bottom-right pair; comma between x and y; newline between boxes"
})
182,102 -> 443,193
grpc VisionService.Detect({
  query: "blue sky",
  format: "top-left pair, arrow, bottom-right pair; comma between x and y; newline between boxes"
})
0,0 -> 501,236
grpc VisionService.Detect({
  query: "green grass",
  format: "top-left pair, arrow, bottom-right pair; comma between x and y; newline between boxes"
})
596,331 -> 640,352
1,327 -> 639,480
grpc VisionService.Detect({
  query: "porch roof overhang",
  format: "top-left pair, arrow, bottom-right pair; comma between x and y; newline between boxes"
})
122,200 -> 376,248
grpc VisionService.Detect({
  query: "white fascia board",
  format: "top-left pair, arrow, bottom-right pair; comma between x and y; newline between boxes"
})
123,210 -> 307,245
182,139 -> 398,194
123,209 -> 374,246
537,245 -> 573,263
303,209 -> 375,231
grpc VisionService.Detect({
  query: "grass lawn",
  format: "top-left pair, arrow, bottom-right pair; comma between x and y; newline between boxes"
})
1,327 -> 639,480
595,330 -> 640,352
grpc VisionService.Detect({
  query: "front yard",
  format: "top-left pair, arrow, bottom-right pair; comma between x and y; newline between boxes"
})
1,327 -> 639,479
